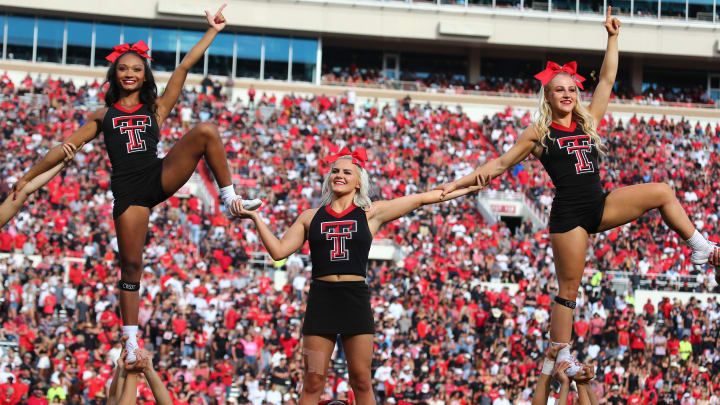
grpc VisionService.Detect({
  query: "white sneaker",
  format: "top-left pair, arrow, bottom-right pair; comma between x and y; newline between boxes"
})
691,242 -> 717,265
125,339 -> 139,363
225,197 -> 262,216
556,348 -> 582,377
242,198 -> 262,211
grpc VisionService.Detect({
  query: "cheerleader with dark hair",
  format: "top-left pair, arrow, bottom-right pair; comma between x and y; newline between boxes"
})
13,4 -> 260,362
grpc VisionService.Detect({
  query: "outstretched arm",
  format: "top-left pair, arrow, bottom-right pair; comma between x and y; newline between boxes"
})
13,109 -> 102,197
367,185 -> 481,232
588,6 -> 620,124
438,125 -> 540,198
233,204 -> 311,261
0,143 -> 82,227
156,4 -> 227,120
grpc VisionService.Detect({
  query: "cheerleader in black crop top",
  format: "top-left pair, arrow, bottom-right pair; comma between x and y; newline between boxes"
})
438,7 -> 717,379
539,121 -> 609,234
14,5 -> 262,365
234,147 -> 480,403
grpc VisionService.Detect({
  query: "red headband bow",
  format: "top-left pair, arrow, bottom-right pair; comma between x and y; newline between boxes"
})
105,40 -> 153,63
534,61 -> 586,90
325,147 -> 368,168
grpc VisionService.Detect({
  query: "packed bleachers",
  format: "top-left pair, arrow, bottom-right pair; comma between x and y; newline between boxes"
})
0,74 -> 718,404
322,69 -> 717,107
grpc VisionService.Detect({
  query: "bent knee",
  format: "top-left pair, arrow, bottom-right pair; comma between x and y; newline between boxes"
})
654,183 -> 676,202
195,122 -> 220,139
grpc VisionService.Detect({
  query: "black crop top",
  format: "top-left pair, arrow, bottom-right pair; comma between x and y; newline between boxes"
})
101,103 -> 160,174
539,121 -> 600,188
308,204 -> 372,279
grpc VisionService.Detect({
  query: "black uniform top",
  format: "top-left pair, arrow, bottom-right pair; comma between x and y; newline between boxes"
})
101,103 -> 160,175
539,121 -> 600,189
308,204 -> 372,279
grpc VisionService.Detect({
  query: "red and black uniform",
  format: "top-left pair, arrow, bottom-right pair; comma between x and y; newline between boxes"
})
302,204 -> 374,335
539,121 -> 608,234
101,103 -> 168,219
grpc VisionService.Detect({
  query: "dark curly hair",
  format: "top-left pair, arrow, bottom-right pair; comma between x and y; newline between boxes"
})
104,51 -> 158,114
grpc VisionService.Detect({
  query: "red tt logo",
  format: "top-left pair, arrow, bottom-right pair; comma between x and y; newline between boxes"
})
112,115 -> 150,153
321,220 -> 357,261
556,135 -> 594,174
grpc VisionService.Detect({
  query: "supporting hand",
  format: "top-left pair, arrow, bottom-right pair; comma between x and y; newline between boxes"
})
553,361 -> 572,385
572,364 -> 596,384
61,142 -> 86,164
546,343 -> 567,361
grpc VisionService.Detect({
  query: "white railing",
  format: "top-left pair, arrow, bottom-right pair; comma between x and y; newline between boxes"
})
302,0 -> 719,25
586,269 -> 711,292
322,79 -> 719,109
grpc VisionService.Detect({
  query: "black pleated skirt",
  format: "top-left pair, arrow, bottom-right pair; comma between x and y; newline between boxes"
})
302,280 -> 375,336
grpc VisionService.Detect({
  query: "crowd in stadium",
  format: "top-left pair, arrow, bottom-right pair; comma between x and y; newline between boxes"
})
0,73 -> 718,404
321,68 -> 714,106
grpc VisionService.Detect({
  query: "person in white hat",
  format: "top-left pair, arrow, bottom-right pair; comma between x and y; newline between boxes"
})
493,388 -> 511,405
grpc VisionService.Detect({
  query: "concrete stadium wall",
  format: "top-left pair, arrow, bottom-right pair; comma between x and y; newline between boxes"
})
1,0 -> 719,60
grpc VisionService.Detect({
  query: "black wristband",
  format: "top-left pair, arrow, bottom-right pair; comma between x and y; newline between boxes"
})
554,296 -> 576,309
118,280 -> 140,291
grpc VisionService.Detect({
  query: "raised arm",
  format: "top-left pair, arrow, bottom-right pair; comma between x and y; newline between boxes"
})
553,362 -> 572,405
439,125 -> 540,198
13,109 -> 103,197
234,205 -> 312,261
137,349 -> 172,405
118,372 -> 139,405
531,344 -> 566,405
588,6 -> 620,125
107,345 -> 128,405
156,4 -> 227,120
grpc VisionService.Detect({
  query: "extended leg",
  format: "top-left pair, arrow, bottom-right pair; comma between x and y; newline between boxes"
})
598,183 -> 714,265
115,205 -> 151,362
550,226 -> 589,376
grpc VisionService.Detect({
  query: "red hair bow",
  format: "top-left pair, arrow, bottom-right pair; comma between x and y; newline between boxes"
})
534,61 -> 586,90
105,40 -> 153,63
325,147 -> 368,168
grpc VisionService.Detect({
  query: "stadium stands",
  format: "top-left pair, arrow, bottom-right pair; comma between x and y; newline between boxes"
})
0,74 -> 718,404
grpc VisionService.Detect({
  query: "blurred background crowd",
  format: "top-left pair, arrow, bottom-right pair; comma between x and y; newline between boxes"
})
0,74 -> 718,404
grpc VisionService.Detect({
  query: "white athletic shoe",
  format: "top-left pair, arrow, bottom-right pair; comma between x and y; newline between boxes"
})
125,339 -> 139,363
226,197 -> 262,216
691,242 -> 717,265
556,349 -> 583,377
242,198 -> 262,211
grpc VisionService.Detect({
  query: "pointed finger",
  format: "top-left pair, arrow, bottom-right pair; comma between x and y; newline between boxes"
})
606,6 -> 612,22
205,10 -> 212,19
216,3 -> 228,16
